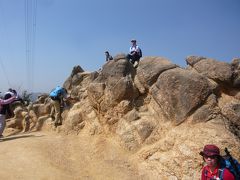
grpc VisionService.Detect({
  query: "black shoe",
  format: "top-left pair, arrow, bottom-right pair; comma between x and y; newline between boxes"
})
54,122 -> 62,127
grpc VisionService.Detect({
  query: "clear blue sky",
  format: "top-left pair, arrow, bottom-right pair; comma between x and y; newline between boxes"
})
0,0 -> 239,93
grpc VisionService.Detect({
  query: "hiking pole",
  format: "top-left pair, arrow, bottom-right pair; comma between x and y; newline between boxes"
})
225,148 -> 240,179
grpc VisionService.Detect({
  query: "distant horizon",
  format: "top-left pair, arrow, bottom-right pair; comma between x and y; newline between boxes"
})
0,0 -> 239,93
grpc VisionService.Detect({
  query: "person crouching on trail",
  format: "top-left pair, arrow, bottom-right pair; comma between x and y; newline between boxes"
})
200,144 -> 235,180
0,94 -> 18,138
49,86 -> 69,127
2,88 -> 24,119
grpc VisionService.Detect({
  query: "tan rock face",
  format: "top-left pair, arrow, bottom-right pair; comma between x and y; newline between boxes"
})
192,58 -> 232,84
5,55 -> 240,179
151,67 -> 211,125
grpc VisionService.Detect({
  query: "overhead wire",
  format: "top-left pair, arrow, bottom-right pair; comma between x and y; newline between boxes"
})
0,56 -> 11,87
31,0 -> 37,91
25,0 -> 37,92
0,1 -> 11,88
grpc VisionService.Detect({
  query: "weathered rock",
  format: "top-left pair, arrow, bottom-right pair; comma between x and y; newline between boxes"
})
185,55 -> 206,66
136,56 -> 177,91
71,65 -> 84,77
5,55 -> 240,180
63,109 -> 84,134
221,101 -> 240,138
231,58 -> 240,87
192,58 -> 232,84
88,58 -> 138,112
151,68 -> 211,125
192,94 -> 220,123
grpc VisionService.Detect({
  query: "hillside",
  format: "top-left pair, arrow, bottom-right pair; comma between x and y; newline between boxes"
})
1,55 -> 240,179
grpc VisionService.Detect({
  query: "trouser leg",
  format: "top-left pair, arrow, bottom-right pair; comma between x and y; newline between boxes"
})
51,100 -> 61,126
50,100 -> 55,119
0,115 -> 6,135
126,54 -> 132,62
23,115 -> 30,132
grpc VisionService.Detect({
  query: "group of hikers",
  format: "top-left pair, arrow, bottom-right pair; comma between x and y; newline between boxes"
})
1,91 -> 240,180
0,85 -> 70,138
1,39 -> 240,180
105,39 -> 143,67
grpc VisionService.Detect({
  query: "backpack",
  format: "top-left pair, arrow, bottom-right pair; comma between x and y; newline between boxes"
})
50,86 -> 64,98
138,48 -> 142,58
219,148 -> 240,180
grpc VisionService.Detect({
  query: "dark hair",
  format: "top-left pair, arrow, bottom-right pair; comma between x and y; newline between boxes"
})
12,89 -> 17,94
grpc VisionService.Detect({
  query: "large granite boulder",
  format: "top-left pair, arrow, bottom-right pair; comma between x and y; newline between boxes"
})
191,58 -> 232,85
151,68 -> 211,125
136,56 -> 178,92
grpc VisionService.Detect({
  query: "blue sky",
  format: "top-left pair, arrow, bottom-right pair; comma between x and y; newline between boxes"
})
0,0 -> 239,93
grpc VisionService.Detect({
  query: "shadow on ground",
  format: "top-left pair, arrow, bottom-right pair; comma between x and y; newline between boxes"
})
0,134 -> 44,142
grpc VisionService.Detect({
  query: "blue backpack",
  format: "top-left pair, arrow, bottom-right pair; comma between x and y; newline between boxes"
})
219,148 -> 240,180
50,86 -> 65,98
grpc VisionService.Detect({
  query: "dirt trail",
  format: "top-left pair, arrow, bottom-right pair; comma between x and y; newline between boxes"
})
0,131 -> 140,180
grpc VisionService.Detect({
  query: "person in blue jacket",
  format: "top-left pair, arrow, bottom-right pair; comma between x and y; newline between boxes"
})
49,86 -> 68,127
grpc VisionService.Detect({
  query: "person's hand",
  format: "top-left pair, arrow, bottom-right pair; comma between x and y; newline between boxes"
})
14,93 -> 20,100
131,51 -> 136,55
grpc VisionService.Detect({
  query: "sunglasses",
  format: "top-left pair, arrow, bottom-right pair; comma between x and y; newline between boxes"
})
204,155 -> 218,159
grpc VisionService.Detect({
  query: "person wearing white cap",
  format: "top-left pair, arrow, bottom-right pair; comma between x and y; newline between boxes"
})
126,39 -> 142,67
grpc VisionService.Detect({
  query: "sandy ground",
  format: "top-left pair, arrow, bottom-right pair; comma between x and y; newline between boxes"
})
0,131 -> 140,180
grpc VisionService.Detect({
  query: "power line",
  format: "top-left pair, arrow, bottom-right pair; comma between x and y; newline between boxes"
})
25,0 -> 37,92
0,2 -> 11,88
0,56 -> 11,87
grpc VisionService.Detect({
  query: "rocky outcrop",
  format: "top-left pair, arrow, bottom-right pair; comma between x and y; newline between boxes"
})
196,59 -> 231,84
231,58 -> 240,87
136,57 -> 178,92
151,67 -> 211,125
87,56 -> 138,113
6,54 -> 240,179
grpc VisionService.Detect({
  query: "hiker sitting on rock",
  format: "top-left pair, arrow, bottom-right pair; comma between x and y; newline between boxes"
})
105,51 -> 113,61
126,39 -> 142,67
200,144 -> 235,180
49,86 -> 69,127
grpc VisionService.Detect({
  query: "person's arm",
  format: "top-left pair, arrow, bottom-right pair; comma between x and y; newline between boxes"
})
201,167 -> 206,180
129,47 -> 132,53
135,46 -> 141,54
0,96 -> 16,105
130,46 -> 139,55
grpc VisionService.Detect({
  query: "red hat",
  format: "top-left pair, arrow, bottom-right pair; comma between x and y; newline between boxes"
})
200,144 -> 220,156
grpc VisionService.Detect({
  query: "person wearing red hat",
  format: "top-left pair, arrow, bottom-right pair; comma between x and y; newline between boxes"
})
200,144 -> 235,180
